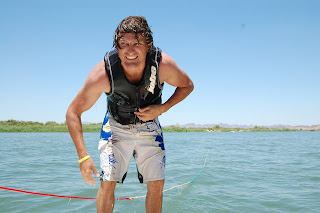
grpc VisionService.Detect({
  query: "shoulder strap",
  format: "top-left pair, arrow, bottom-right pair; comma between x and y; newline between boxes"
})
153,47 -> 162,65
104,49 -> 119,96
152,47 -> 162,90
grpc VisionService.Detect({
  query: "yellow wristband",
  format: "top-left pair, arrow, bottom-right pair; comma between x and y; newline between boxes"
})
78,155 -> 90,163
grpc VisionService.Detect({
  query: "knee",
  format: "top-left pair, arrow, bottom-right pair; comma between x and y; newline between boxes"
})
98,181 -> 117,198
147,180 -> 164,198
147,190 -> 163,200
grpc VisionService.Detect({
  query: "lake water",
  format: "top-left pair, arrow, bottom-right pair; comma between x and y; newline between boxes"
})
0,132 -> 319,213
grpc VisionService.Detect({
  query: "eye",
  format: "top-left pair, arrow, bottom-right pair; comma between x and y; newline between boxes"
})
119,42 -> 128,47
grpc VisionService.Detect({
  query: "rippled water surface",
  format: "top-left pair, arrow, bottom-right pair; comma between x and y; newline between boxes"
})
0,132 -> 319,212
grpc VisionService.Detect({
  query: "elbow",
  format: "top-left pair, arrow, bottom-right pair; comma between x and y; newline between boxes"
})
189,80 -> 194,94
66,105 -> 82,124
65,106 -> 76,125
65,107 -> 72,125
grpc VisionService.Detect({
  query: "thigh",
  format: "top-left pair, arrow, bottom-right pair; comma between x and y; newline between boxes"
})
134,120 -> 166,183
99,116 -> 134,183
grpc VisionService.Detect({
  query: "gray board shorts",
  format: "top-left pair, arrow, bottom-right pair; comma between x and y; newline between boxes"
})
98,113 -> 165,183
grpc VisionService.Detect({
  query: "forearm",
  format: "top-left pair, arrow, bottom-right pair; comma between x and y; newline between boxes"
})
66,110 -> 88,159
162,85 -> 194,113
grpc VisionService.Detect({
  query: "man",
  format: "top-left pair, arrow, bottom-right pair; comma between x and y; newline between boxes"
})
66,16 -> 193,213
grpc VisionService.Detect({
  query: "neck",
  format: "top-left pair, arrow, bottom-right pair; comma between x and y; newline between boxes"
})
122,61 -> 146,73
121,61 -> 146,85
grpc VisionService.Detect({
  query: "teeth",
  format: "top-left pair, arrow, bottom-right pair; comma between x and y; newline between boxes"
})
126,56 -> 137,60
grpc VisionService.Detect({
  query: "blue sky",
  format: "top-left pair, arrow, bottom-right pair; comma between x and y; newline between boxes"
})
1,0 -> 319,126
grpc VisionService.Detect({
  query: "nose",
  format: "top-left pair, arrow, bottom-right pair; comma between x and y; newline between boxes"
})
127,44 -> 135,53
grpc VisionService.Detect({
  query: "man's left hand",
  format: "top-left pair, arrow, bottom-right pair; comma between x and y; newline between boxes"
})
134,105 -> 165,122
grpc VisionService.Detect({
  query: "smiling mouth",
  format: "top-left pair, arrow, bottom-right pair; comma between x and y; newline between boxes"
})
126,56 -> 138,60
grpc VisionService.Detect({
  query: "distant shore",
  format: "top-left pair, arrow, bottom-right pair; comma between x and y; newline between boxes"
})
1,120 -> 319,132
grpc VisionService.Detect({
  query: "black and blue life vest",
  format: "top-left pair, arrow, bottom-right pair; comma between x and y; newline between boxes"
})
104,47 -> 163,125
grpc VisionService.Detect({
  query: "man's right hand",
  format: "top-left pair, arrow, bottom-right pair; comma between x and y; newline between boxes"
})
79,158 -> 100,186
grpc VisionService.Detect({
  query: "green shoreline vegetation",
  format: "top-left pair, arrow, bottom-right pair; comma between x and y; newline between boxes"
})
0,120 -> 318,133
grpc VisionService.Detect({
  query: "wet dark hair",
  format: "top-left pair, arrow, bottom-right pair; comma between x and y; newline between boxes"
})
113,16 -> 154,52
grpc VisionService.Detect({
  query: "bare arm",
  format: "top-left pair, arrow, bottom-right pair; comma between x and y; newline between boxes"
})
135,52 -> 194,121
66,60 -> 110,185
159,52 -> 194,112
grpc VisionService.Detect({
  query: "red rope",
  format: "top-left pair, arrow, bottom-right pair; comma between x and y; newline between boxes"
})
0,186 -> 130,200
1,150 -> 209,201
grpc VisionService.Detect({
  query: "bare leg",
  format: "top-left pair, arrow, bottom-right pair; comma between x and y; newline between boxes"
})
96,181 -> 117,213
145,179 -> 165,213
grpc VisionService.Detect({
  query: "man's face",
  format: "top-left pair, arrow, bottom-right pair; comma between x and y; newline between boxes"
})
116,33 -> 148,71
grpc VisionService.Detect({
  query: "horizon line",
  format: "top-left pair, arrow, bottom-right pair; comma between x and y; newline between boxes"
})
1,119 -> 319,127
